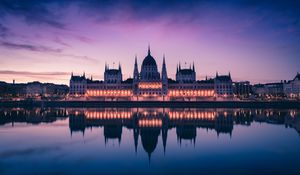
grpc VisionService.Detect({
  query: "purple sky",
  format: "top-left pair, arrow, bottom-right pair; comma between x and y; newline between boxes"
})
0,0 -> 299,84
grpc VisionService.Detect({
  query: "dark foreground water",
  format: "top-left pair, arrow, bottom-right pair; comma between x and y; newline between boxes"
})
0,108 -> 300,175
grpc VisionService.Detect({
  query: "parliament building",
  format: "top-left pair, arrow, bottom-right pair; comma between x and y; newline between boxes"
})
69,47 -> 233,101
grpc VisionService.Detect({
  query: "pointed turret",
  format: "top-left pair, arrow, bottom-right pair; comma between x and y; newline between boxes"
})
133,55 -> 139,81
162,55 -> 167,80
179,62 -> 181,70
105,62 -> 108,71
216,71 -> 218,77
83,72 -> 85,78
118,62 -> 122,72
134,128 -> 139,154
162,128 -> 168,155
147,44 -> 151,55
162,55 -> 168,95
192,62 -> 195,72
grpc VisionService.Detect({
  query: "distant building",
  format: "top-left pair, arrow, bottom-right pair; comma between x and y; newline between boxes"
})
284,73 -> 300,98
233,81 -> 252,97
253,82 -> 284,98
0,81 -> 68,99
26,81 -> 43,97
214,72 -> 233,97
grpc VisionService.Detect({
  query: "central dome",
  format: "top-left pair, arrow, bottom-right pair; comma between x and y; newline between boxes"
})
140,46 -> 160,81
142,54 -> 157,67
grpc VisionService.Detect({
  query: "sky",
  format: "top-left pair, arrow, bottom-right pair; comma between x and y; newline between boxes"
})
0,0 -> 299,85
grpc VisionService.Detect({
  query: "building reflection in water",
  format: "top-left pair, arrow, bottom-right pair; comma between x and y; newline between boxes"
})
1,107 -> 300,161
66,108 -> 300,160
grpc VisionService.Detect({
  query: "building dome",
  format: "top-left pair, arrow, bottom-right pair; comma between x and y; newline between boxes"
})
142,54 -> 157,67
140,46 -> 160,81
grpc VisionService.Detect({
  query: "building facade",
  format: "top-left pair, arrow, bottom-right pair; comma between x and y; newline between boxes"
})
214,72 -> 233,97
233,81 -> 252,98
284,73 -> 300,98
69,47 -> 235,101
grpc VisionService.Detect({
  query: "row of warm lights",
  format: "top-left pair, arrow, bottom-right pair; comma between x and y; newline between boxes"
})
169,111 -> 216,120
85,111 -> 132,119
138,119 -> 163,127
138,82 -> 162,89
168,90 -> 214,97
86,90 -> 132,96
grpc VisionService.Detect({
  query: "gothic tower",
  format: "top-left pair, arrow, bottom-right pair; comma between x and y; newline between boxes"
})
162,55 -> 168,95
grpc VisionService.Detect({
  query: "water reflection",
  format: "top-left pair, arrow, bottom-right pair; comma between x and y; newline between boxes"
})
1,107 -> 300,161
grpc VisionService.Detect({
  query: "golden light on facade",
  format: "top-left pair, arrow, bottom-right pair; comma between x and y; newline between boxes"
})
85,111 -> 132,119
168,89 -> 215,97
138,119 -> 163,127
138,82 -> 162,89
86,89 -> 133,97
168,111 -> 216,120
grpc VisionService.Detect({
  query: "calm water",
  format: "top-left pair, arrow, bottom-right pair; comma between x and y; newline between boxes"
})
0,107 -> 300,175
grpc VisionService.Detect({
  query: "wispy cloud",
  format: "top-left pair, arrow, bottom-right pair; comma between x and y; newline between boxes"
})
0,22 -> 11,39
0,70 -> 70,76
0,41 -> 98,62
0,41 -> 62,53
0,146 -> 60,159
0,70 -> 71,83
0,0 -> 66,30
58,53 -> 98,63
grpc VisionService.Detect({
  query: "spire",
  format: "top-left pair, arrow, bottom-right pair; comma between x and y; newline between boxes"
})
216,71 -> 218,77
176,64 -> 179,73
91,75 -> 93,81
119,62 -> 122,72
147,44 -> 151,55
135,55 -> 138,66
162,54 -> 167,82
105,62 -> 108,71
162,128 -> 168,155
192,62 -> 195,72
83,71 -> 85,77
229,71 -> 231,78
179,62 -> 181,70
206,75 -> 208,80
134,128 -> 139,154
71,72 -> 73,77
133,55 -> 139,81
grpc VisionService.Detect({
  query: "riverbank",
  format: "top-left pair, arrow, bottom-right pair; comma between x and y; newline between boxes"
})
1,100 -> 300,108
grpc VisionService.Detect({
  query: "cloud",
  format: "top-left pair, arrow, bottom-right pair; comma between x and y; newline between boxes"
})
0,41 -> 62,53
58,53 -> 98,63
0,41 -> 98,62
0,23 -> 8,38
0,70 -> 71,83
0,0 -> 66,29
53,37 -> 71,47
0,146 -> 60,159
0,70 -> 70,76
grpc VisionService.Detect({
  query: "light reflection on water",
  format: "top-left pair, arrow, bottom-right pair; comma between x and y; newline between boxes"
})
0,108 -> 300,175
